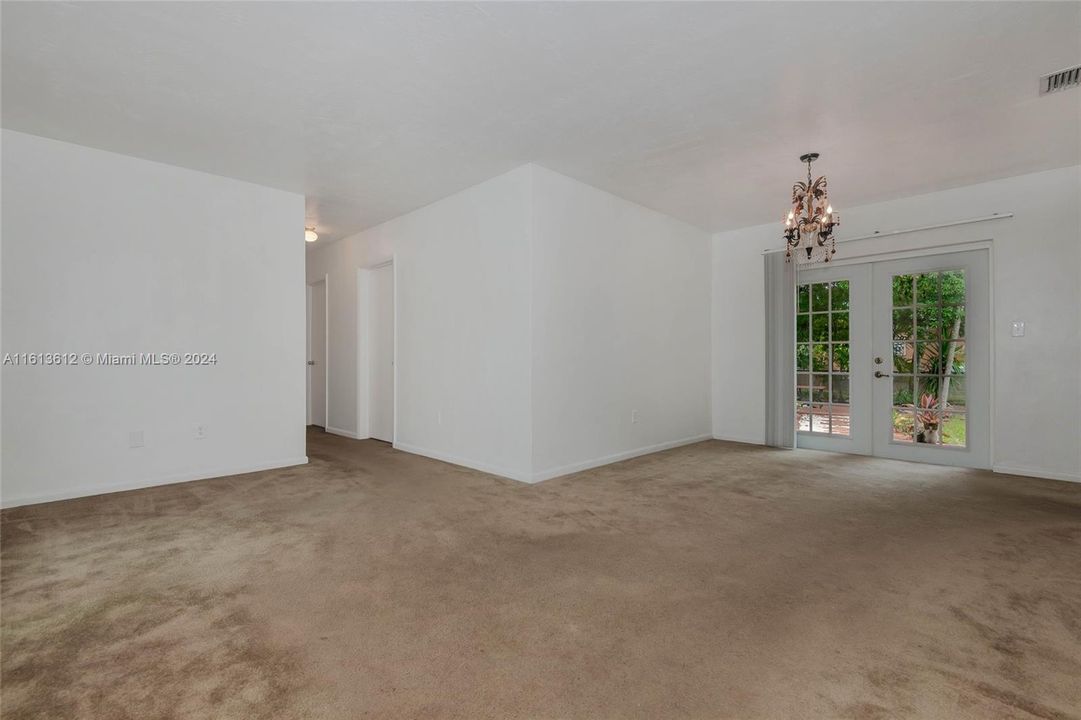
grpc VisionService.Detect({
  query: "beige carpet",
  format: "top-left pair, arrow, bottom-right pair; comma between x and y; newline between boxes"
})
2,429 -> 1079,719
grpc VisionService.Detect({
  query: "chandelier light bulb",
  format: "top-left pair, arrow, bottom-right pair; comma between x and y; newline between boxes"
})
826,205 -> 833,215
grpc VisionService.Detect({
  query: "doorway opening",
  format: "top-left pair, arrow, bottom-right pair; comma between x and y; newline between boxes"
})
307,277 -> 327,429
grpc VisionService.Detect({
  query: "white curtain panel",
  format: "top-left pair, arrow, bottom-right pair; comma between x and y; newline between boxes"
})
764,252 -> 796,448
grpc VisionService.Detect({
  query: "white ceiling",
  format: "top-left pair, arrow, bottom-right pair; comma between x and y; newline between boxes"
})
3,2 -> 1079,243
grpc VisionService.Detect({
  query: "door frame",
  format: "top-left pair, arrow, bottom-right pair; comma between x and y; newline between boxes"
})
795,243 -> 994,470
307,275 -> 329,428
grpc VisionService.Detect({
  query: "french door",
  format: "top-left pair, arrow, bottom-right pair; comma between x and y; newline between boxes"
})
796,249 -> 990,469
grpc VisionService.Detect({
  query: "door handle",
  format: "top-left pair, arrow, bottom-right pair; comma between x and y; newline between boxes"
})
307,360 -> 316,366
874,370 -> 890,378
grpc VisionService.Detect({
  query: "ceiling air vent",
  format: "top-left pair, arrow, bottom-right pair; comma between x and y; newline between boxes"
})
1040,65 -> 1081,95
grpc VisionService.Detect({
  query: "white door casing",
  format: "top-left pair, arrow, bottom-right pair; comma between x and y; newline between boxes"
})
796,249 -> 990,469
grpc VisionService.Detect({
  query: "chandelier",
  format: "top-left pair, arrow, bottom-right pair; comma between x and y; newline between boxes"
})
783,153 -> 839,263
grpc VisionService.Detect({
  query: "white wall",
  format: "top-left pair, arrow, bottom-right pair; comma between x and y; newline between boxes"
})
711,232 -> 771,446
306,167 -> 534,480
1,130 -> 307,506
530,166 -> 711,479
306,164 -> 712,482
713,165 -> 1081,482
373,167 -> 535,479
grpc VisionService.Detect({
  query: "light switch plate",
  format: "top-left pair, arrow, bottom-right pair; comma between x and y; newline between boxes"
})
1011,321 -> 1025,337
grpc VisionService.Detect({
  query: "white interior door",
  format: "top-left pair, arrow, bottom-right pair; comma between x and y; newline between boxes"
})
797,249 -> 990,469
369,264 -> 394,442
308,280 -> 326,428
871,250 -> 990,468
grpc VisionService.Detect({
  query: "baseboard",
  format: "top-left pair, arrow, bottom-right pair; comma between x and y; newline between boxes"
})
325,426 -> 365,440
392,442 -> 533,483
530,434 -> 714,483
0,456 -> 310,509
992,464 -> 1081,484
712,433 -> 765,446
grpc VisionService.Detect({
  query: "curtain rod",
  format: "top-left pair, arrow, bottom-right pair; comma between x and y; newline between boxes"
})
761,212 -> 1013,255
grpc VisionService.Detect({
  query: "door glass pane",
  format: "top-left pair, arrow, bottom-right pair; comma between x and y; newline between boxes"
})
915,339 -> 965,374
916,307 -> 941,339
915,399 -> 944,445
892,309 -> 914,340
896,268 -> 966,447
831,343 -> 849,372
831,407 -> 850,436
892,274 -> 914,306
893,408 -> 915,443
916,374 -> 940,399
941,271 -> 965,305
796,344 -> 810,371
914,342 -> 940,373
942,415 -> 966,446
831,312 -> 849,341
832,372 -> 851,435
796,370 -> 811,415
831,375 -> 850,403
795,279 -> 853,437
942,376 -> 965,410
831,281 -> 849,310
943,306 -> 965,339
893,341 -> 914,373
915,272 -> 940,305
893,375 -> 914,406
942,340 -> 965,375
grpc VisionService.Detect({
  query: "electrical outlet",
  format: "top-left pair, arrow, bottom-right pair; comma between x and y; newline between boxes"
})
195,424 -> 207,440
631,409 -> 639,424
129,430 -> 144,449
1010,321 -> 1025,337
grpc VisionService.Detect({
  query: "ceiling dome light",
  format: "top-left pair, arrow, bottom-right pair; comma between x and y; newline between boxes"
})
304,227 -> 318,243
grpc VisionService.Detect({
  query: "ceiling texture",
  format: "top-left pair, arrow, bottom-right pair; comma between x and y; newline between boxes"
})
3,2 -> 1079,244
